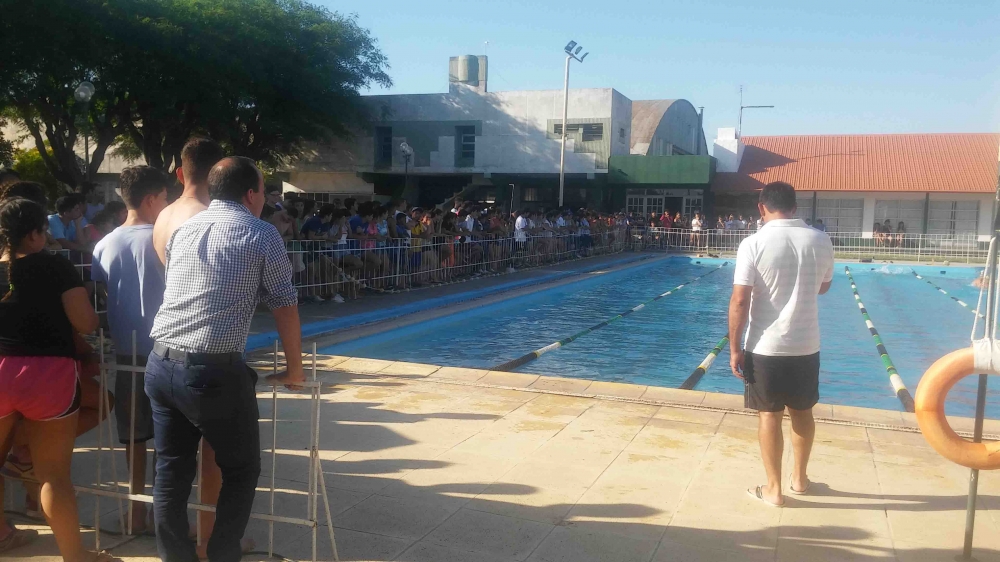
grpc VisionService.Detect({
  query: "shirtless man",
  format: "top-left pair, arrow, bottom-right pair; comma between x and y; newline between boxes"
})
153,137 -> 252,557
153,138 -> 225,263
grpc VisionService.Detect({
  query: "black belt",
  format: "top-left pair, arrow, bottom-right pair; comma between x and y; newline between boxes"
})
152,343 -> 243,366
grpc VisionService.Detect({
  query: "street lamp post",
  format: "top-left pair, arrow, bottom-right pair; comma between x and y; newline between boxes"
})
558,41 -> 588,208
400,141 -> 414,195
74,81 -> 95,182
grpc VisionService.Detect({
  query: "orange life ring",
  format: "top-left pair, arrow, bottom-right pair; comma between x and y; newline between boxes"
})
915,348 -> 1000,470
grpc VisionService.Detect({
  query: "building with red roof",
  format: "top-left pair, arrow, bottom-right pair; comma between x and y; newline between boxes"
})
710,130 -> 999,239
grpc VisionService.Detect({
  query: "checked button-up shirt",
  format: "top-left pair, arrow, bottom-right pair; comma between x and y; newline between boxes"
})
151,199 -> 297,354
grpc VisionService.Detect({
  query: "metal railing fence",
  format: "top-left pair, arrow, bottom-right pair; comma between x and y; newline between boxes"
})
629,227 -> 988,263
288,228 -> 629,299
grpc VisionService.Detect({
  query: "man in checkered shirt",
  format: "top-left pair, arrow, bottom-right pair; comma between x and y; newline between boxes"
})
146,156 -> 303,562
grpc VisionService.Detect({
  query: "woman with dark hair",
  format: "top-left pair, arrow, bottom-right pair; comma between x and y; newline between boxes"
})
896,221 -> 906,248
0,198 -> 119,561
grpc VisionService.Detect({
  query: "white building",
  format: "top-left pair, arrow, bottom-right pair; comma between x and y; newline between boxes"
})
285,55 -> 709,210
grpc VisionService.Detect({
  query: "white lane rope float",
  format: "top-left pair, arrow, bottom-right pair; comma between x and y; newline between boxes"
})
844,267 -> 915,412
910,269 -> 984,318
492,263 -> 729,372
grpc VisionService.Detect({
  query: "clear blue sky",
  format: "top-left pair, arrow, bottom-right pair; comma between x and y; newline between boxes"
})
318,0 -> 999,145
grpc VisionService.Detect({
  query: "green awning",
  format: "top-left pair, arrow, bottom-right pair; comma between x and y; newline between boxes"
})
609,155 -> 715,185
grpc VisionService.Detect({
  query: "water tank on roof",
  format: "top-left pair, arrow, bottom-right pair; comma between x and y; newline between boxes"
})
449,55 -> 488,92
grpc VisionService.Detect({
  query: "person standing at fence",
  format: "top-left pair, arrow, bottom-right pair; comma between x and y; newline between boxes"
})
729,181 -> 834,508
91,166 -> 171,534
151,137 -> 242,558
147,157 -> 304,562
48,195 -> 88,252
0,197 -> 123,561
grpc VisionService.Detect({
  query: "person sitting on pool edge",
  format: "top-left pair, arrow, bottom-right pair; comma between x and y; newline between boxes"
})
729,180 -> 834,507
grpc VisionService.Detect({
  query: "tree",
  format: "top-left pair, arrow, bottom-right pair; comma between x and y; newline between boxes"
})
0,0 -> 392,180
0,121 -> 13,168
119,0 -> 392,170
12,147 -> 67,205
0,0 -> 131,188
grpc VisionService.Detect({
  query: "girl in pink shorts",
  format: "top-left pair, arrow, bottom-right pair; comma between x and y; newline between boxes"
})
0,197 -> 119,562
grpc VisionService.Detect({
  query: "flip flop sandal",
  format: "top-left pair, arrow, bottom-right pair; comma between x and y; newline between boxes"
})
88,550 -> 124,562
788,479 -> 811,495
0,526 -> 40,553
746,485 -> 784,507
0,457 -> 36,482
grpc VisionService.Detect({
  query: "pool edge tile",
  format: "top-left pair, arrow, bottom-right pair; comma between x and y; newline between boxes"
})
480,371 -> 541,388
528,375 -> 595,394
640,386 -> 706,406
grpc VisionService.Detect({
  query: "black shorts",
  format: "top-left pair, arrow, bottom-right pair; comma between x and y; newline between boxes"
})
743,352 -> 820,412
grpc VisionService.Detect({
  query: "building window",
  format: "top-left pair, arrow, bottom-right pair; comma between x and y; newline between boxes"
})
683,196 -> 702,217
928,200 -> 978,237
581,123 -> 603,141
454,125 -> 475,167
374,127 -> 392,168
553,123 -> 603,141
816,198 -> 864,233
619,127 -> 625,140
523,187 -> 539,202
875,200 -> 923,233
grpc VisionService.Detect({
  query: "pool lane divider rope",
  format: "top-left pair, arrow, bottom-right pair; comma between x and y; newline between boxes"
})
910,269 -> 984,318
492,263 -> 730,372
678,335 -> 729,390
844,266 -> 915,413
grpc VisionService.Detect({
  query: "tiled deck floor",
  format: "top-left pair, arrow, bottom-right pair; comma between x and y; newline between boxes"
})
7,359 -> 1000,561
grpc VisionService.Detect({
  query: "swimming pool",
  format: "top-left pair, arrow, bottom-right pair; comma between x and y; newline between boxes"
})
321,256 -> 999,418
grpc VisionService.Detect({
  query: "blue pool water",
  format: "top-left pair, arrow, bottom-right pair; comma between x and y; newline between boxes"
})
321,257 -> 999,418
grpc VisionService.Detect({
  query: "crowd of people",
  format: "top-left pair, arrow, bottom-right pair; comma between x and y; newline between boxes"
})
258,194 -> 629,301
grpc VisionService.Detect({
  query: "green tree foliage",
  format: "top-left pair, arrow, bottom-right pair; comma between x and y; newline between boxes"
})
0,129 -> 13,168
0,0 -> 391,183
0,0 -> 130,188
12,147 -> 67,205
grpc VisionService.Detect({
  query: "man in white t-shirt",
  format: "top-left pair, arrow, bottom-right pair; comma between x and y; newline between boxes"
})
514,209 -> 528,243
729,181 -> 834,508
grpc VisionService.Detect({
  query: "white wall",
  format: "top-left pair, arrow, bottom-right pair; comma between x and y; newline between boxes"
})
802,191 -> 993,239
295,86 -> 618,177
713,128 -> 743,172
610,89 -> 633,157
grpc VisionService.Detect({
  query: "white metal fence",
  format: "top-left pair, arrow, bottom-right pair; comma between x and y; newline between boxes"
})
288,228 -> 630,299
630,227 -> 989,263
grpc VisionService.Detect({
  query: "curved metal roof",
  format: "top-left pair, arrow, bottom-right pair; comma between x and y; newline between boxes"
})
630,99 -> 705,156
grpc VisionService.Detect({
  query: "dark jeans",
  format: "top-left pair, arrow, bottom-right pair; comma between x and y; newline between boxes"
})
145,351 -> 261,562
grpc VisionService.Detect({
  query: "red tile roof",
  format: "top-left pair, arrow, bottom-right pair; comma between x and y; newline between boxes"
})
713,133 -> 1000,193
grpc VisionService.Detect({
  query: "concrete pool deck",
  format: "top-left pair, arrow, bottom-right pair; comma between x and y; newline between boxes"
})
7,357 -> 1000,561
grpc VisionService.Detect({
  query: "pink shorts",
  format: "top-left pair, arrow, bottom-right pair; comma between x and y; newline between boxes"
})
0,356 -> 80,421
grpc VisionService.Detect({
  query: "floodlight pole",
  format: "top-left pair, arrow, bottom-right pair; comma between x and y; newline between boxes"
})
559,55 -> 571,208
559,43 -> 587,208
